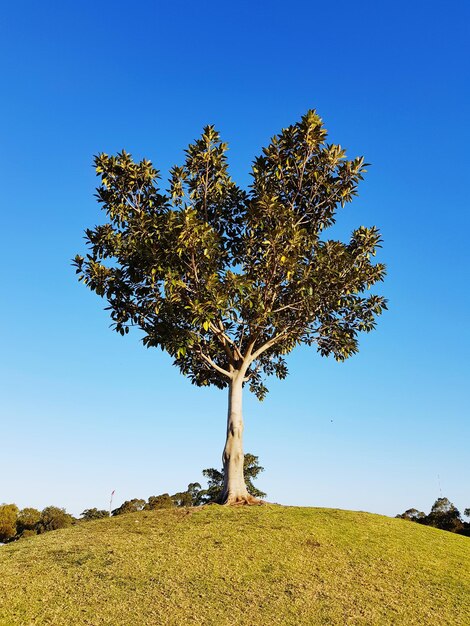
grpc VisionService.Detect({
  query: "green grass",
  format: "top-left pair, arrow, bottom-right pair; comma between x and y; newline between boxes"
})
0,506 -> 468,625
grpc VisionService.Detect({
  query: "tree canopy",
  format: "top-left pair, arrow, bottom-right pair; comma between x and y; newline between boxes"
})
16,508 -> 41,536
145,494 -> 174,510
397,497 -> 468,535
74,110 -> 386,400
37,507 -> 74,533
81,508 -> 110,521
426,497 -> 463,533
0,504 -> 19,543
111,499 -> 146,516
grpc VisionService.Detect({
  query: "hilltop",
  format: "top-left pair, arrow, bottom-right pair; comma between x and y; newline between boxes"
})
0,506 -> 468,625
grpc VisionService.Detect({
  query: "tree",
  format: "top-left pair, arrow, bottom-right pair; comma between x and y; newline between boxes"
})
16,507 -> 41,536
396,508 -> 426,522
74,110 -> 386,504
37,507 -> 74,533
81,508 -> 110,521
171,483 -> 204,507
461,509 -> 470,537
396,498 -> 467,535
202,453 -> 266,503
425,497 -> 463,533
0,504 -> 18,542
145,494 -> 174,510
111,499 -> 146,516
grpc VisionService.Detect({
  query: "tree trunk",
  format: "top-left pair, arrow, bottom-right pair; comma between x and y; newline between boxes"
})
220,373 -> 262,505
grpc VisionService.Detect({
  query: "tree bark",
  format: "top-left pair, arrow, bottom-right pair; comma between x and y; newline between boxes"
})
220,373 -> 262,505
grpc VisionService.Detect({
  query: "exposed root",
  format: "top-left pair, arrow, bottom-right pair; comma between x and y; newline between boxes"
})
221,493 -> 265,506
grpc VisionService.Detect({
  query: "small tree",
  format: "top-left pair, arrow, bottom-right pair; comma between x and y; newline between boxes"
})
171,483 -> 204,507
37,507 -> 74,533
16,507 -> 41,536
396,508 -> 426,522
75,110 -> 386,504
425,497 -> 463,533
397,498 -> 467,535
111,499 -> 146,516
202,453 -> 266,502
81,508 -> 110,521
145,494 -> 174,510
0,504 -> 18,542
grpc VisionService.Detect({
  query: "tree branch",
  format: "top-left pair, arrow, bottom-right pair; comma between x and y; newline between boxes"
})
269,300 -> 304,315
198,350 -> 233,379
249,328 -> 290,363
210,320 -> 244,362
208,322 -> 237,366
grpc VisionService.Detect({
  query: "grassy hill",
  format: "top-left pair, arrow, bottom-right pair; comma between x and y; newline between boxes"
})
0,505 -> 468,625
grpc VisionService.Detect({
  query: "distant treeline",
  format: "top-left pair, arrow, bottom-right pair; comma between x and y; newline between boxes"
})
0,454 -> 265,543
396,497 -> 470,537
3,465 -> 468,544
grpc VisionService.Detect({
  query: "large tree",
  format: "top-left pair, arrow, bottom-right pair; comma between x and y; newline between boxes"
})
16,507 -> 41,536
36,507 -> 74,533
74,110 -> 386,505
0,504 -> 18,543
425,497 -> 463,533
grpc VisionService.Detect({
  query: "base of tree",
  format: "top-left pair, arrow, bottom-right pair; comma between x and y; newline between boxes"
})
220,493 -> 265,506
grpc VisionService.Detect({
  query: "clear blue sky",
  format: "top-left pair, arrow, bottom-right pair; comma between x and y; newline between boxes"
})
1,0 -> 469,518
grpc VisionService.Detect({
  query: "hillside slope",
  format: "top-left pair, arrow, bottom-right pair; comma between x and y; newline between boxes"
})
0,506 -> 468,625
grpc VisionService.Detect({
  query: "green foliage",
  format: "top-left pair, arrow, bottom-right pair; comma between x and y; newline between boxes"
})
202,453 -> 266,502
396,508 -> 425,522
426,497 -> 463,533
111,499 -> 146,516
145,494 -> 174,510
16,508 -> 41,536
37,507 -> 74,534
81,508 -> 110,521
171,483 -> 204,507
74,110 -> 386,400
397,497 -> 467,535
0,504 -> 18,543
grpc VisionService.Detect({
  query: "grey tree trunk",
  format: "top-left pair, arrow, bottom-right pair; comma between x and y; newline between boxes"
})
220,373 -> 261,505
